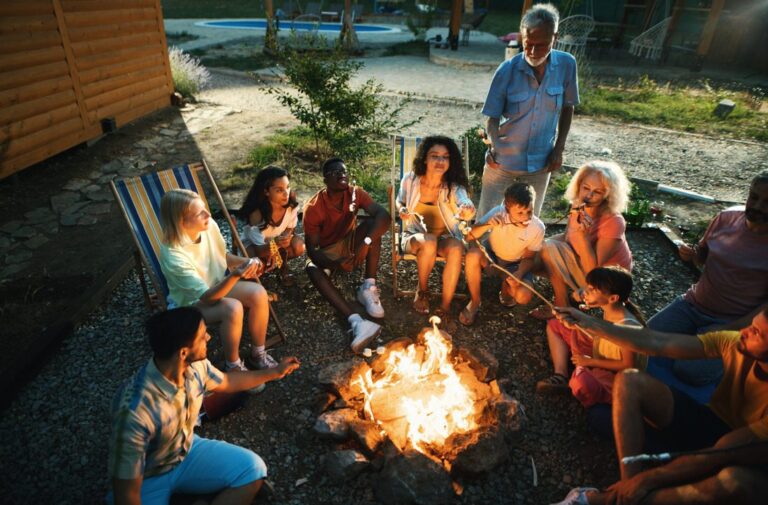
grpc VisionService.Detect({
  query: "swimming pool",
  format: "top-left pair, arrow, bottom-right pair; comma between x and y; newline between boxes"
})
197,19 -> 400,34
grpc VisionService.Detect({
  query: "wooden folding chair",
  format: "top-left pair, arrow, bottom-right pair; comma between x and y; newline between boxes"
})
109,160 -> 286,347
388,135 -> 470,299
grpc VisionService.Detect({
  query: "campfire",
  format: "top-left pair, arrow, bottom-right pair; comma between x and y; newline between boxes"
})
313,318 -> 525,504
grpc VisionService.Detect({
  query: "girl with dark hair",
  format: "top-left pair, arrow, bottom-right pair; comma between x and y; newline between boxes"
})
238,166 -> 304,286
396,135 -> 475,331
537,265 -> 647,408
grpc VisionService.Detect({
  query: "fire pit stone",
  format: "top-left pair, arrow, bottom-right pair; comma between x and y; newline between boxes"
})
455,347 -> 499,382
313,408 -> 359,440
348,418 -> 385,456
318,359 -> 370,402
374,450 -> 455,505
443,425 -> 509,477
324,449 -> 370,483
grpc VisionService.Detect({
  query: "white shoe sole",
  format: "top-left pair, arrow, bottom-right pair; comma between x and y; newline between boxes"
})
351,326 -> 381,354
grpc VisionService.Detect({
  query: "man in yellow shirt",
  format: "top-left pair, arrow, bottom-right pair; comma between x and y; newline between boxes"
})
551,305 -> 768,505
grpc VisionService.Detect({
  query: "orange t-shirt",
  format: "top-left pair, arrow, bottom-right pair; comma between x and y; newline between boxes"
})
303,187 -> 374,248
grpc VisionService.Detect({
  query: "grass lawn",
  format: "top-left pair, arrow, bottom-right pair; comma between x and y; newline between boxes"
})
580,76 -> 768,143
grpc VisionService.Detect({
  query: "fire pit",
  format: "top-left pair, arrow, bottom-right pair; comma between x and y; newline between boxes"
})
313,317 -> 525,504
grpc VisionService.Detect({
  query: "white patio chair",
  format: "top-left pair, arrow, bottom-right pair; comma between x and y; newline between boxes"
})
629,17 -> 672,61
554,15 -> 595,57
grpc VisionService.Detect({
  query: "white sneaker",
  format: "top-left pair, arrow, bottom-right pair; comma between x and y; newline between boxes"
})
350,319 -> 381,354
227,360 -> 266,394
254,353 -> 278,370
357,283 -> 385,318
550,487 -> 598,505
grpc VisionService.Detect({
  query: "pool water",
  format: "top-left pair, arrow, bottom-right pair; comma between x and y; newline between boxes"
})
197,19 -> 399,33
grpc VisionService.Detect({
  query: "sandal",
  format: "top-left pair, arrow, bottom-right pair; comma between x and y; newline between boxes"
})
459,301 -> 480,326
529,305 -> 554,321
280,271 -> 296,287
413,289 -> 430,315
499,289 -> 517,308
536,373 -> 570,394
433,307 -> 457,334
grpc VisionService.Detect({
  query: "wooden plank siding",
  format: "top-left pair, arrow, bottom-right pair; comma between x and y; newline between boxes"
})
0,0 -> 172,179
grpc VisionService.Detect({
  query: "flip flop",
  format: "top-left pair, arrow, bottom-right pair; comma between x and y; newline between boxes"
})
459,301 -> 480,326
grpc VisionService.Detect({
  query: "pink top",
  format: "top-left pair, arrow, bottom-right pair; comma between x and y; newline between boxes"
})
684,208 -> 768,318
583,212 -> 633,271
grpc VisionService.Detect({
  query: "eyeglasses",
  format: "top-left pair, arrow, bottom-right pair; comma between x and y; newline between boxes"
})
428,155 -> 450,162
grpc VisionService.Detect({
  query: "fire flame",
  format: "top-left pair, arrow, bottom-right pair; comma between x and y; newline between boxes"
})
356,318 -> 478,455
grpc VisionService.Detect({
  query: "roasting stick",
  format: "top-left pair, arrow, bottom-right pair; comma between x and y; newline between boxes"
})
621,441 -> 768,466
455,218 -> 602,341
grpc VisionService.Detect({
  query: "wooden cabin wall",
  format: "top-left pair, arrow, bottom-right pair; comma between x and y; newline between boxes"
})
0,0 -> 173,179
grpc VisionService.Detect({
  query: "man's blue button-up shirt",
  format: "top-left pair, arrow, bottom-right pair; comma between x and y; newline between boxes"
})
482,50 -> 579,173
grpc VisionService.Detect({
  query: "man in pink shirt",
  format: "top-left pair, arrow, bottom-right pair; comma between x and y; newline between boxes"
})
648,172 -> 768,385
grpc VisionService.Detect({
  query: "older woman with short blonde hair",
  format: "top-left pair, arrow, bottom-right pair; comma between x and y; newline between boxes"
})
158,189 -> 276,383
532,161 -> 633,319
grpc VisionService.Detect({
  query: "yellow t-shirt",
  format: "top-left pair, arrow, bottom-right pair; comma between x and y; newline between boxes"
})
700,330 -> 768,439
414,201 -> 446,237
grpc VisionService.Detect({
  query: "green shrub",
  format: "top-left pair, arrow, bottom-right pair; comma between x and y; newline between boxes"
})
168,46 -> 210,98
268,34 -> 419,163
623,184 -> 652,228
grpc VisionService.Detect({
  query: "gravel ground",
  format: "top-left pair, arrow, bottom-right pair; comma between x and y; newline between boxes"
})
0,224 -> 698,504
0,67 -> 758,504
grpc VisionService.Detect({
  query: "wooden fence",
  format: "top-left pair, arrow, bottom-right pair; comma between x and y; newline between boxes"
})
0,0 -> 174,179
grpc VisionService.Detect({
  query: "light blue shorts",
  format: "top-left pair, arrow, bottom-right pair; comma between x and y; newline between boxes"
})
107,436 -> 266,505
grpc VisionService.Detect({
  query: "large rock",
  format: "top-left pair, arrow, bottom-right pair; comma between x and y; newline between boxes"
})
312,408 -> 359,440
317,359 -> 370,402
370,337 -> 414,373
490,395 -> 525,443
455,347 -> 498,382
348,418 -> 385,456
374,450 -> 454,505
444,426 -> 508,477
324,450 -> 369,482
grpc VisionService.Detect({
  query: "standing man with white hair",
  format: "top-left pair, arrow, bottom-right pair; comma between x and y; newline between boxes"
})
479,2 -> 579,217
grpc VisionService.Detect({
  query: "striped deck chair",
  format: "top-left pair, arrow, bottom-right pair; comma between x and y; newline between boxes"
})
109,160 -> 286,347
388,135 -> 470,299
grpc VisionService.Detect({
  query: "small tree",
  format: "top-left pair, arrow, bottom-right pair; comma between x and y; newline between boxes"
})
268,35 -> 419,162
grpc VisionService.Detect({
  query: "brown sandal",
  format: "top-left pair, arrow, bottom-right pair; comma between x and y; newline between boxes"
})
413,290 -> 430,314
536,373 -> 570,394
459,301 -> 480,326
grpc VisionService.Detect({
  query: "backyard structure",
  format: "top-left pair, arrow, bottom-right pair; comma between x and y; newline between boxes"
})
0,0 -> 174,179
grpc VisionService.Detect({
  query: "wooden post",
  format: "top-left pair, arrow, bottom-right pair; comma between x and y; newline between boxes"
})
696,0 -> 725,58
522,0 -> 533,16
340,0 -> 359,50
662,0 -> 686,62
448,0 -> 462,50
264,0 -> 277,53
